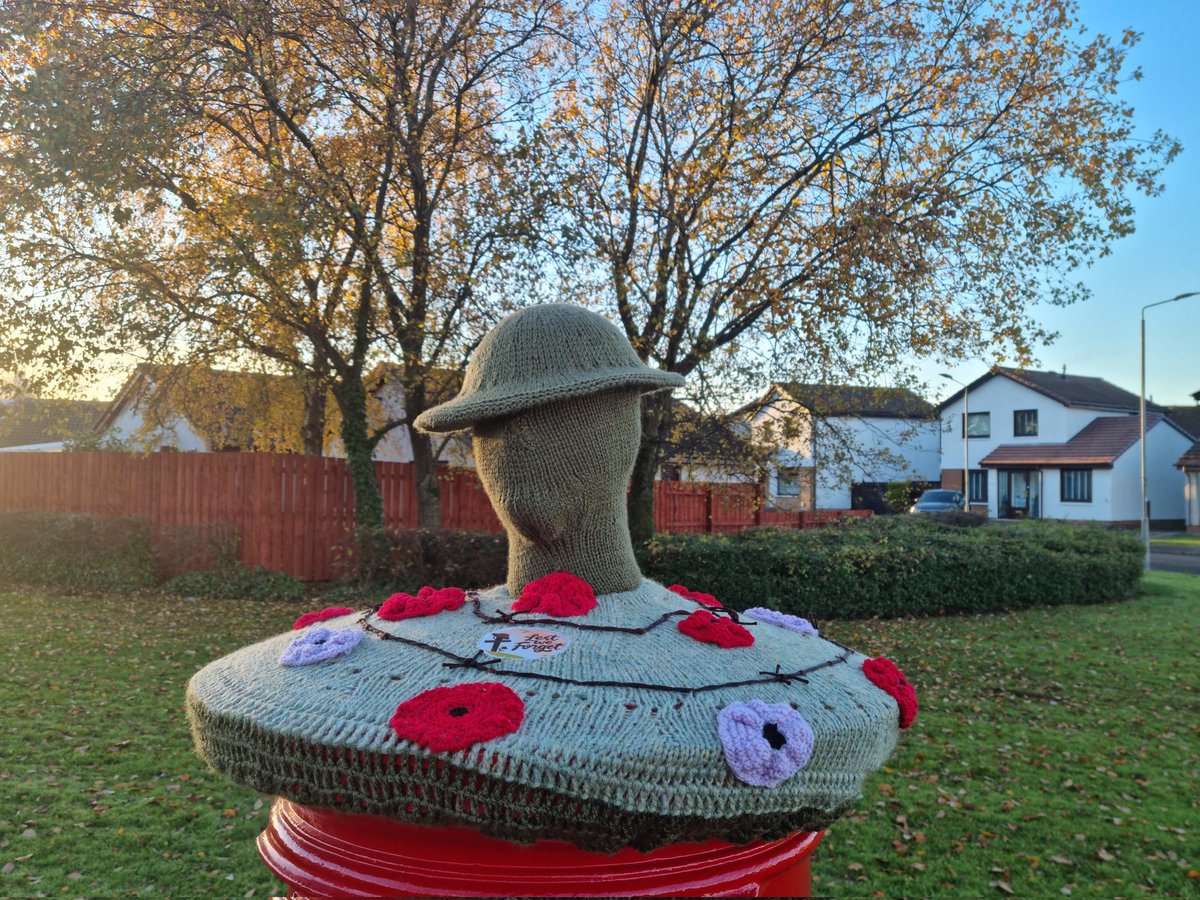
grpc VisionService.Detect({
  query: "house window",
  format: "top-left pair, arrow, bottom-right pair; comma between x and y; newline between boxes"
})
776,467 -> 801,497
968,469 -> 988,503
1061,469 -> 1092,503
1014,409 -> 1038,437
964,411 -> 990,438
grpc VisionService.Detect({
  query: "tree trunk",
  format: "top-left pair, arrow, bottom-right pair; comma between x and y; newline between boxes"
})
299,373 -> 327,456
410,424 -> 442,529
334,377 -> 384,531
627,392 -> 673,544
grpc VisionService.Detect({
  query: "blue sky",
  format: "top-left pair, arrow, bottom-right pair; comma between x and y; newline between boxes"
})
928,0 -> 1200,407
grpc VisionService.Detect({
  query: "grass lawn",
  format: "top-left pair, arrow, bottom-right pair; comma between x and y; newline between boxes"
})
1,573 -> 1197,898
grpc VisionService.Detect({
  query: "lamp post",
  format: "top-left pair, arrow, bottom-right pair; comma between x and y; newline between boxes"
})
1141,292 -> 1200,571
941,373 -> 968,510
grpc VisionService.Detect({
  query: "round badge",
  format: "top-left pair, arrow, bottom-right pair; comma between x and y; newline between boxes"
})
478,627 -> 570,660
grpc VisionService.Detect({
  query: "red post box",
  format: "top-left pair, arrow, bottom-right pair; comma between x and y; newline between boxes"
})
258,798 -> 823,898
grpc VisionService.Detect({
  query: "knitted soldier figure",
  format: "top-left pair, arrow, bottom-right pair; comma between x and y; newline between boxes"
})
187,304 -> 914,852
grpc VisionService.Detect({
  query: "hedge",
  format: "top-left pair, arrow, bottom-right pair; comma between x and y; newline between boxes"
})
636,515 -> 1144,620
0,510 -> 158,593
160,564 -> 304,601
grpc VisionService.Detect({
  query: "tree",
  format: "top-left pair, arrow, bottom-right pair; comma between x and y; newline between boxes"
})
0,0 -> 553,529
545,0 -> 1178,541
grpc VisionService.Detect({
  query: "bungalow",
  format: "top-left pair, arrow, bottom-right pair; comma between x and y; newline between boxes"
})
938,368 -> 1192,526
0,398 -> 110,452
745,382 -> 941,510
95,364 -> 469,463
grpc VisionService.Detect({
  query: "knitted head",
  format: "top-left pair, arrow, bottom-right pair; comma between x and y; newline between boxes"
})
474,389 -> 643,595
416,305 -> 683,595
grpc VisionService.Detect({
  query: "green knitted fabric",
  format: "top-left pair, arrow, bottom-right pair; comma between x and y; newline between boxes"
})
186,580 -> 898,852
412,304 -> 683,433
474,389 -> 643,595
186,303 -> 902,852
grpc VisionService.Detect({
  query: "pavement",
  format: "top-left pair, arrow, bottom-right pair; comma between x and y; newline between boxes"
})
1149,534 -> 1200,575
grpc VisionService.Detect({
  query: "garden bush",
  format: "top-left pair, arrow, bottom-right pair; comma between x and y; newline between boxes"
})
338,527 -> 508,593
0,510 -> 158,592
636,516 -> 1143,620
161,563 -> 304,601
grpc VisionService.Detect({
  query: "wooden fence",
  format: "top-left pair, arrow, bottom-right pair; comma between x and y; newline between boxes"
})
0,451 -> 868,581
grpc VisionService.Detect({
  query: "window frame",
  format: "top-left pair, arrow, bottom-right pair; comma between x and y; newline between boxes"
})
1013,409 -> 1039,437
964,411 -> 991,438
968,469 -> 988,504
1060,468 -> 1093,503
775,466 -> 801,497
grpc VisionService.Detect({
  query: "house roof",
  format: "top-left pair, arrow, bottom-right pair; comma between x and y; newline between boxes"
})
1165,404 -> 1200,441
774,383 -> 935,418
979,414 -> 1181,468
96,364 -> 308,451
938,367 -> 1166,414
0,398 -> 110,448
1177,440 -> 1200,470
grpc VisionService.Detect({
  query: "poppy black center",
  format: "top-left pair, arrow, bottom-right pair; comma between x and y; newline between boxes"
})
762,721 -> 787,750
448,706 -> 469,718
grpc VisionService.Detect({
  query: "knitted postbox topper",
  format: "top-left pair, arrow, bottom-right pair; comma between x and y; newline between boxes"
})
187,305 -> 907,852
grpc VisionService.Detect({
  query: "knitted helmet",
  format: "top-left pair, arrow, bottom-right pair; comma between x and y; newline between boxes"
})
414,304 -> 684,433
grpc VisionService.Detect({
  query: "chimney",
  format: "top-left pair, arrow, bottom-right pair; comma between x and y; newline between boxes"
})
1060,365 -> 1067,379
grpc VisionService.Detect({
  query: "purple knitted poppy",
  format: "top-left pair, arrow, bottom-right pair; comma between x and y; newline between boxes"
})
744,607 -> 818,637
280,627 -> 364,667
717,700 -> 815,787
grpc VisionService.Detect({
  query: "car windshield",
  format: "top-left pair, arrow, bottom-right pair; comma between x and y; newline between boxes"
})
920,491 -> 959,503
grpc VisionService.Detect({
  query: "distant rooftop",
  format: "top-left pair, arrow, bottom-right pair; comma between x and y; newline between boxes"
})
980,414 -> 1176,468
940,367 -> 1166,414
0,398 -> 109,448
774,383 -> 935,418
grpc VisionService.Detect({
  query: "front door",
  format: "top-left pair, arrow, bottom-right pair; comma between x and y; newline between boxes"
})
1000,470 -> 1040,518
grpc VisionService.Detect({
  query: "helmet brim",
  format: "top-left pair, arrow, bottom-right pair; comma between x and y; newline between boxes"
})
414,366 -> 685,433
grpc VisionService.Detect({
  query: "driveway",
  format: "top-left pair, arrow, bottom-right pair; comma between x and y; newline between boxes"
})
1150,538 -> 1200,575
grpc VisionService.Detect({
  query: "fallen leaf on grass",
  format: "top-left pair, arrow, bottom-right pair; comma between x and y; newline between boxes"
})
1,863 -> 14,874
1096,848 -> 1115,862
989,879 -> 1014,894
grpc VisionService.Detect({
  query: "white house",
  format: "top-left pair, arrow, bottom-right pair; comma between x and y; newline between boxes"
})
746,383 -> 942,510
938,368 -> 1192,526
1176,441 -> 1200,534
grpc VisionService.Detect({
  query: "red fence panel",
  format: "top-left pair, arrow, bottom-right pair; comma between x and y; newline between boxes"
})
654,481 -> 709,532
0,453 -> 869,580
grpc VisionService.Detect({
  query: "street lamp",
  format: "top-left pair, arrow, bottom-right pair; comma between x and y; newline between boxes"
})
941,373 -> 968,510
1141,291 -> 1200,571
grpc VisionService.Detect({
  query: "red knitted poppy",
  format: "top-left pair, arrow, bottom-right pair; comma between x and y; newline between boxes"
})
512,571 -> 597,617
667,584 -> 722,608
389,682 -> 525,753
293,606 -> 355,630
677,609 -> 754,648
378,586 -> 466,622
862,657 -> 918,729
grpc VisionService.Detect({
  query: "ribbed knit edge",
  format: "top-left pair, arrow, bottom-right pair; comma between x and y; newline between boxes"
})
187,694 -> 854,852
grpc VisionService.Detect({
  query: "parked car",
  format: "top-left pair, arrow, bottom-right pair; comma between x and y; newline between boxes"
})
909,489 -> 965,513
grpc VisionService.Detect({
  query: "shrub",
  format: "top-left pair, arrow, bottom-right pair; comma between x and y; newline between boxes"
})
161,564 -> 304,601
338,527 -> 508,592
0,510 -> 158,593
637,516 -> 1143,620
